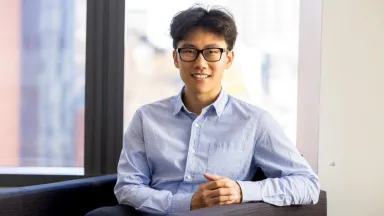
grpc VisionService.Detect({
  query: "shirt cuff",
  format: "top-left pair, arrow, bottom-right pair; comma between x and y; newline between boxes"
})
237,180 -> 265,203
170,193 -> 194,213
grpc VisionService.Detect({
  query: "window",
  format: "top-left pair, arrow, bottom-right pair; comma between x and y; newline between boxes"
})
0,0 -> 321,187
0,0 -> 86,175
0,0 -> 126,187
124,0 -> 300,144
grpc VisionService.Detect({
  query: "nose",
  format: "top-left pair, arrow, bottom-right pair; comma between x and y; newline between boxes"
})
193,52 -> 208,70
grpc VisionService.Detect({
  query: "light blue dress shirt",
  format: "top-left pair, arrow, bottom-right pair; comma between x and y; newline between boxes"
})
114,88 -> 320,215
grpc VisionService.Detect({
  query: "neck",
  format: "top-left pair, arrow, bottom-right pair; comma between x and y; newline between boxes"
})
182,87 -> 221,115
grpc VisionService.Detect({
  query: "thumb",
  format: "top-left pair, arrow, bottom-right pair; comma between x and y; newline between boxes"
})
203,173 -> 224,181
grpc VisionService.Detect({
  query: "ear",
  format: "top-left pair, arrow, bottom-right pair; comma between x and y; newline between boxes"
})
225,50 -> 234,69
173,50 -> 179,69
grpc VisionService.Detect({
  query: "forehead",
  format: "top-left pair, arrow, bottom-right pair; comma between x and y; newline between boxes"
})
178,28 -> 227,48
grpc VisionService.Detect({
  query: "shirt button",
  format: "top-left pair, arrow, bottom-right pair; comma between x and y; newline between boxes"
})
190,148 -> 196,153
186,175 -> 192,180
194,123 -> 199,128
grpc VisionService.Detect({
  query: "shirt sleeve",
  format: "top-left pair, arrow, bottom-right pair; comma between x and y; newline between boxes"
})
237,111 -> 320,206
114,109 -> 193,215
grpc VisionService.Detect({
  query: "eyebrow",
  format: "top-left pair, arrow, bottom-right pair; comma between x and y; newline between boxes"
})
181,43 -> 222,48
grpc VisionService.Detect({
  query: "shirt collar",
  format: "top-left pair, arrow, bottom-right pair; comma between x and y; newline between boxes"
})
173,88 -> 185,116
211,88 -> 228,117
173,87 -> 228,117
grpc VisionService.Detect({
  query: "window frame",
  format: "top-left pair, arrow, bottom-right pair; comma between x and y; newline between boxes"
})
296,0 -> 323,173
0,0 -> 125,187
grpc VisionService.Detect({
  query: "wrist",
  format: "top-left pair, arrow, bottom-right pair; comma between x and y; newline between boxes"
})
235,181 -> 243,203
190,193 -> 199,210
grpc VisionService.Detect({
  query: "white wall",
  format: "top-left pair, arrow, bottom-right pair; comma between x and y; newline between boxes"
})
319,0 -> 384,215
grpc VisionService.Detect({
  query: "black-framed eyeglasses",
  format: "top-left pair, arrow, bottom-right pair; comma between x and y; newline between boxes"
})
176,48 -> 229,62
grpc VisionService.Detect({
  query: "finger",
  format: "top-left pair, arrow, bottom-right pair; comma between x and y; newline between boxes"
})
203,173 -> 226,181
203,179 -> 230,190
206,195 -> 238,206
206,188 -> 236,198
217,200 -> 235,206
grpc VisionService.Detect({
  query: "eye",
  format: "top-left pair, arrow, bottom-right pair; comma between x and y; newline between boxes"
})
205,49 -> 220,55
181,49 -> 196,54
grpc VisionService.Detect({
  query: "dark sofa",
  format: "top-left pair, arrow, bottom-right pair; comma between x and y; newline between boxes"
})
0,174 -> 327,216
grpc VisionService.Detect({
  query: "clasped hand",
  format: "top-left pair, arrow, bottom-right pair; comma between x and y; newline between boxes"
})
190,173 -> 242,210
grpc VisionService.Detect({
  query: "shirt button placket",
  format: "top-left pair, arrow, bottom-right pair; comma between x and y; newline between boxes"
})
192,122 -> 199,153
186,122 -> 199,182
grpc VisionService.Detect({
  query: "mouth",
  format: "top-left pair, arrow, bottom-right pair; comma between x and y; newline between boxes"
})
191,74 -> 211,80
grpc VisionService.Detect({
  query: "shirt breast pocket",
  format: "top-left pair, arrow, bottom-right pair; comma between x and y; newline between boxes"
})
206,141 -> 246,179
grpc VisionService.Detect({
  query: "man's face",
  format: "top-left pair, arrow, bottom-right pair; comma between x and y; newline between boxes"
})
173,28 -> 234,95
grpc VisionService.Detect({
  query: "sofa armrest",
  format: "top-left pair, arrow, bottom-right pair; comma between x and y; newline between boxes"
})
179,190 -> 327,216
0,174 -> 118,216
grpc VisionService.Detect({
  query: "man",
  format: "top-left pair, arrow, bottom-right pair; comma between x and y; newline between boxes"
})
87,4 -> 320,216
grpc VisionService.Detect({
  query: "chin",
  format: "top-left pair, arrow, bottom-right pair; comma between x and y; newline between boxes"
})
185,81 -> 218,95
188,85 -> 210,94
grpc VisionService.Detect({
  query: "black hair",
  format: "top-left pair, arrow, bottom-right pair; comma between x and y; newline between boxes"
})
170,4 -> 238,50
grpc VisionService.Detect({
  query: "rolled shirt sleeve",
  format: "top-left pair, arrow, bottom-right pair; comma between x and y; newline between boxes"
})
237,111 -> 320,206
